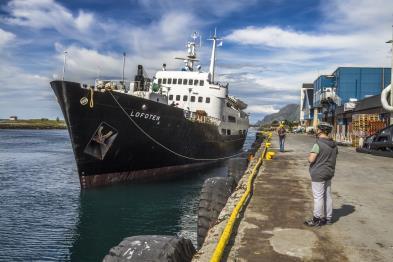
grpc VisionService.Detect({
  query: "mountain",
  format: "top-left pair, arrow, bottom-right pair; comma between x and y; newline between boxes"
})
257,104 -> 300,125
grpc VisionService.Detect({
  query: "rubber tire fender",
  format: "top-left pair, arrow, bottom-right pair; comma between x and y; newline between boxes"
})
197,176 -> 235,249
103,235 -> 196,262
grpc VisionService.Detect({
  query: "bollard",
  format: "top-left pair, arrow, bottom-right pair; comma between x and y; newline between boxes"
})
265,151 -> 275,160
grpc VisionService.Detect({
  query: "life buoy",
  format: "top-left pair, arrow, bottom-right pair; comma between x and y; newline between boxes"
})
381,84 -> 393,112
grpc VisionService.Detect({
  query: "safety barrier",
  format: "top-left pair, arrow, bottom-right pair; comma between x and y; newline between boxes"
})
210,133 -> 271,262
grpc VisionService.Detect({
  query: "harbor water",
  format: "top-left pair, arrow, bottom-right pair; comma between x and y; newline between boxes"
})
0,129 -> 255,261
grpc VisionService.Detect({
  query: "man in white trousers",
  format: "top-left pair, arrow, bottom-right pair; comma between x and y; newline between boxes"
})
304,122 -> 338,227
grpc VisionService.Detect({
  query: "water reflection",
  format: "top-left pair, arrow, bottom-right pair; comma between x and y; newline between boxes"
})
69,165 -> 227,262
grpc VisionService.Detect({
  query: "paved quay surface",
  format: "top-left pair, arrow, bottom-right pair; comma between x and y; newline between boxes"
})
226,134 -> 393,262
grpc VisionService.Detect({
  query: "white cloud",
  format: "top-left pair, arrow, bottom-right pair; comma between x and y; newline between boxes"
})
0,28 -> 16,46
3,0 -> 101,46
225,26 -> 375,50
221,0 -> 393,121
1,0 -> 392,122
0,62 -> 59,119
322,0 -> 393,32
137,0 -> 257,18
53,43 -> 124,80
74,10 -> 94,31
51,11 -> 207,82
5,0 -> 94,31
247,105 -> 279,114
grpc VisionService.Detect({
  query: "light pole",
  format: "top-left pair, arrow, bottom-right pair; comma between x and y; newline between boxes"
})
62,51 -> 67,81
122,52 -> 126,87
385,27 -> 393,125
388,38 -> 393,124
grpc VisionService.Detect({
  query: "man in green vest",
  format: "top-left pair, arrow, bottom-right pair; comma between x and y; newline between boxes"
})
304,122 -> 338,226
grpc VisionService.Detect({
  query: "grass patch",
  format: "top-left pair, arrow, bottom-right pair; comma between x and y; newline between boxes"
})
0,119 -> 67,129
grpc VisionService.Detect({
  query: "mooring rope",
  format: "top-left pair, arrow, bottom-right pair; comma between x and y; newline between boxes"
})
108,91 -> 246,161
89,87 -> 94,108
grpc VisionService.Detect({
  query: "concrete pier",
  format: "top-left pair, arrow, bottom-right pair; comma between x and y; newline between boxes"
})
224,134 -> 393,261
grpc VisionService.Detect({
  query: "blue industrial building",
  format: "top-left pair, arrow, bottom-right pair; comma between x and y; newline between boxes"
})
313,75 -> 335,107
333,67 -> 391,103
312,67 -> 391,124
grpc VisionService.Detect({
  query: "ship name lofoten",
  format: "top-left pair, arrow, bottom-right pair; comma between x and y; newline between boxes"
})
130,110 -> 160,121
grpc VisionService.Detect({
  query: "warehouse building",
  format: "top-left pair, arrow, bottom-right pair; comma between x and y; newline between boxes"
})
311,67 -> 391,127
299,83 -> 314,127
335,94 -> 391,144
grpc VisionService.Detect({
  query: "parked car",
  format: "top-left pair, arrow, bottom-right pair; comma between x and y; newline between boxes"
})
357,125 -> 393,157
293,127 -> 305,133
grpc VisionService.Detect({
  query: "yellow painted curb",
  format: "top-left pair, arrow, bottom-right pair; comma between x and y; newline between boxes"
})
210,141 -> 268,262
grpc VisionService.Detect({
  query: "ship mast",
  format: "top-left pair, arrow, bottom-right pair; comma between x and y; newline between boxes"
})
208,29 -> 222,83
175,32 -> 200,71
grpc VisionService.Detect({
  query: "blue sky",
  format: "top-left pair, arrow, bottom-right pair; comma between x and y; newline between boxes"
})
0,0 -> 392,123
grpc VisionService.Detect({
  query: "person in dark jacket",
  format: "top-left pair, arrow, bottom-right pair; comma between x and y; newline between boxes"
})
304,122 -> 338,227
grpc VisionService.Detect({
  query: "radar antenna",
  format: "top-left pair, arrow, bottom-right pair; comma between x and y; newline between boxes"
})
175,32 -> 201,71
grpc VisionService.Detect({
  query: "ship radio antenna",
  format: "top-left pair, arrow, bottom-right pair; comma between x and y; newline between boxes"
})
174,32 -> 201,71
62,51 -> 67,81
208,28 -> 222,83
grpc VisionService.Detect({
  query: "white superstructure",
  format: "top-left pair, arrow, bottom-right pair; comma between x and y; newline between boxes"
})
153,32 -> 249,136
96,32 -> 249,136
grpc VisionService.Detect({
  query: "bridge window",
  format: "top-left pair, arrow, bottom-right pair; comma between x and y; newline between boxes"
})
183,79 -> 187,85
163,78 -> 167,84
178,78 -> 182,84
221,129 -> 226,135
227,129 -> 231,135
183,95 -> 188,101
206,97 -> 210,103
199,80 -> 204,86
188,79 -> 193,85
198,96 -> 203,103
168,78 -> 172,84
191,96 -> 196,102
176,95 -> 180,101
169,94 -> 173,100
194,79 -> 198,85
228,116 -> 236,123
173,78 -> 177,84
158,78 -> 162,84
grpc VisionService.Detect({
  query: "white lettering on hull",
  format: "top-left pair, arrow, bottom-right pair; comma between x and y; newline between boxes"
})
130,110 -> 160,122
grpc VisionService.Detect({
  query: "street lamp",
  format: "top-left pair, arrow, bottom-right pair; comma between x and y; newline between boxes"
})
62,51 -> 67,81
381,27 -> 393,124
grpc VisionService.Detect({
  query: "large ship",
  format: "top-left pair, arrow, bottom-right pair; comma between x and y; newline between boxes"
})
51,32 -> 249,189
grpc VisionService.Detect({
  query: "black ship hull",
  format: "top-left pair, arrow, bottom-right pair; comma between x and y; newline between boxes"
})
50,81 -> 247,188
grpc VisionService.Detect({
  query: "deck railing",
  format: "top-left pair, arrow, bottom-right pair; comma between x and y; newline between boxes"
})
183,111 -> 221,126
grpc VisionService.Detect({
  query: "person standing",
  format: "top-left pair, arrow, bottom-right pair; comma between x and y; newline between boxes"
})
304,122 -> 338,227
277,123 -> 286,152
